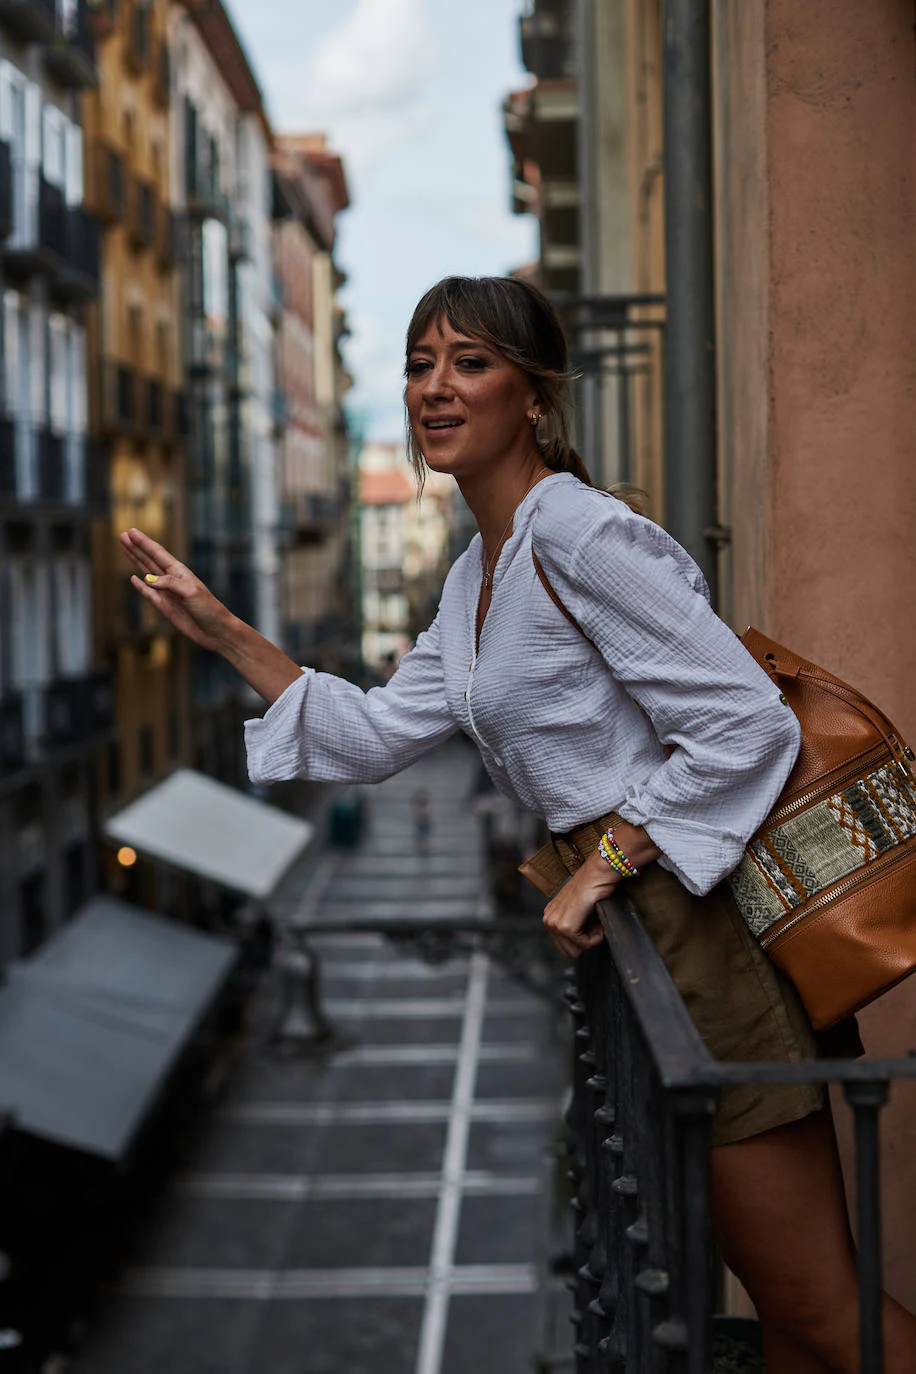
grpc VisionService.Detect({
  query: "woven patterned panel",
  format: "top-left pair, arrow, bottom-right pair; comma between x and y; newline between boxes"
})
729,762 -> 916,939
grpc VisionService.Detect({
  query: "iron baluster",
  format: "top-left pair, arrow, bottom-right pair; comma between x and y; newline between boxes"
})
845,1079 -> 889,1374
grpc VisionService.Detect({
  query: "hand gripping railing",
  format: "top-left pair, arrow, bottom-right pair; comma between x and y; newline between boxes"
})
565,890 -> 916,1374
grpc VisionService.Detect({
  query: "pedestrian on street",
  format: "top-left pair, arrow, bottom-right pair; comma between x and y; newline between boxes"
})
411,787 -> 432,856
120,275 -> 916,1373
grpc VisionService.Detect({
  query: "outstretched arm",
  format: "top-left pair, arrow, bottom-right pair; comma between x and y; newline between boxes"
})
120,527 -> 302,706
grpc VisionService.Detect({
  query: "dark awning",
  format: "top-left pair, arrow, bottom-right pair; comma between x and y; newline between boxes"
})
0,897 -> 237,1162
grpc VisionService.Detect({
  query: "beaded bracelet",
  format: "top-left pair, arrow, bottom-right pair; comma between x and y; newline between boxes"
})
598,827 -> 640,878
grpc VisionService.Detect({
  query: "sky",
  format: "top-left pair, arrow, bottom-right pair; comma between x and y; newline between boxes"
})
225,0 -> 537,443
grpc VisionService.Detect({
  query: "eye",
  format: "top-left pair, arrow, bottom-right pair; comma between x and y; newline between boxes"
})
405,359 -> 431,377
457,355 -> 488,370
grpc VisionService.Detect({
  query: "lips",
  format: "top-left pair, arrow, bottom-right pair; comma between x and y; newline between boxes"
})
423,417 -> 464,431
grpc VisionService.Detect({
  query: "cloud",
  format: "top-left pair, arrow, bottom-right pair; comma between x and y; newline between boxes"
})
306,0 -> 434,116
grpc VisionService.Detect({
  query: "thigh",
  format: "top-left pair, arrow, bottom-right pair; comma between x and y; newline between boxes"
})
712,1106 -> 858,1339
630,864 -> 824,1144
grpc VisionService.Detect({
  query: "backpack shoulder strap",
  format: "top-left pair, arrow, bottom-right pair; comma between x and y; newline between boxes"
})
531,546 -> 599,652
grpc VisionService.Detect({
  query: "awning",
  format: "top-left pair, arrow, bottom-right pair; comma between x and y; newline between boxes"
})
104,767 -> 314,899
0,896 -> 237,1161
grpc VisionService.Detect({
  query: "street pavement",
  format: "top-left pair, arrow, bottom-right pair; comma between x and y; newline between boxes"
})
72,737 -> 569,1374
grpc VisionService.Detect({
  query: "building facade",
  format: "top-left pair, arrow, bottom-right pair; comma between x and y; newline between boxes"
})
0,0 -> 112,963
83,0 -> 190,826
271,134 -> 352,675
358,441 -> 452,674
167,0 -> 274,783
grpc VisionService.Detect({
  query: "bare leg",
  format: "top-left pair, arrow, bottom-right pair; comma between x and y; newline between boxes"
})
712,1105 -> 916,1374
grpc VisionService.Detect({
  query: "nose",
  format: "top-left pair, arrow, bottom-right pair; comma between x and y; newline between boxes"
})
420,359 -> 455,401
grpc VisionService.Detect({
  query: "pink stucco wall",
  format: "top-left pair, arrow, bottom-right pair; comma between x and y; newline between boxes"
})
721,0 -> 916,1310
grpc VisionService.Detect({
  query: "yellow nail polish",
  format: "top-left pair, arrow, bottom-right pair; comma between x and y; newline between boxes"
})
145,574 -> 158,585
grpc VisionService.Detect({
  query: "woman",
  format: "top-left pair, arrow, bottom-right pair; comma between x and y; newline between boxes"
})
122,276 -> 915,1372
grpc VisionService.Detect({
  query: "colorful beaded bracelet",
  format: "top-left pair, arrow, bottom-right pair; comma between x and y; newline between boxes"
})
598,827 -> 640,878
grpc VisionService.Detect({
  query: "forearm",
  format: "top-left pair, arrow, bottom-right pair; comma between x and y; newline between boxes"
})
216,614 -> 304,706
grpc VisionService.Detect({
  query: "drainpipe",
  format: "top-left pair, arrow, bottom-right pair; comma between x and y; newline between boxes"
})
661,0 -> 719,605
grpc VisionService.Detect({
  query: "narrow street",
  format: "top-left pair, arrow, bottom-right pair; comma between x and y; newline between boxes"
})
72,739 -> 567,1374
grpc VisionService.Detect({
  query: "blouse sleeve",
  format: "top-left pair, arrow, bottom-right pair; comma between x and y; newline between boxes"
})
244,614 -> 458,787
535,499 -> 801,894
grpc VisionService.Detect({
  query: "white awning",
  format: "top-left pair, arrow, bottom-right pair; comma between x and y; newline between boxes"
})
105,768 -> 314,900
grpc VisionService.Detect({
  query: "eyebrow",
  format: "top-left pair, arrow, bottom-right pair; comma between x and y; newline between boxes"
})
409,338 -> 493,356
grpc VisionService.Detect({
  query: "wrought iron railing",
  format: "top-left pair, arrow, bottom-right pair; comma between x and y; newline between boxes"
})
564,890 -> 916,1374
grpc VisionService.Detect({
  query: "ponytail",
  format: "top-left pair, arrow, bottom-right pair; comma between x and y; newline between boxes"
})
541,434 -> 594,487
539,439 -> 651,517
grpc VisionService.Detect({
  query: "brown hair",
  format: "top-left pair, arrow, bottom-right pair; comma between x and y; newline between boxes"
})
404,275 -> 594,487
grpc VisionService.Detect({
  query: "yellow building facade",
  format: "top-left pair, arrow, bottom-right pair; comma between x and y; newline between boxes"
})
82,0 -> 189,814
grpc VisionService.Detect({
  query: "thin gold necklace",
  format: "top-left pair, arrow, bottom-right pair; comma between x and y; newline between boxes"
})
482,468 -> 549,591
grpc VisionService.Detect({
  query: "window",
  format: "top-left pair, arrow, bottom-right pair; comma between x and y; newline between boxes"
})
49,312 -> 67,433
19,872 -> 45,955
52,556 -> 90,677
9,559 -> 50,689
107,739 -> 121,795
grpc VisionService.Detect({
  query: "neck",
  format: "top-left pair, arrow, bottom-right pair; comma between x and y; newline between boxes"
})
460,454 -> 552,560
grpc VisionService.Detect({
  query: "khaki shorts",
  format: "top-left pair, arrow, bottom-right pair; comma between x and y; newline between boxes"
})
524,813 -> 863,1146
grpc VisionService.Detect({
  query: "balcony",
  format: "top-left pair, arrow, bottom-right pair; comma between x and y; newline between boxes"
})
44,0 -> 96,89
154,39 -> 170,108
146,377 -> 165,439
125,0 -> 151,74
0,140 -> 12,241
85,436 -> 110,507
42,670 -> 114,751
270,388 -> 287,435
519,2 -> 574,80
0,415 -> 14,498
0,694 -> 26,778
4,173 -> 66,278
0,0 -> 55,44
100,361 -> 140,437
128,176 -> 155,252
91,143 -> 126,224
228,210 -> 251,261
185,167 -> 228,223
52,205 -> 100,299
37,427 -> 65,501
156,203 -> 178,270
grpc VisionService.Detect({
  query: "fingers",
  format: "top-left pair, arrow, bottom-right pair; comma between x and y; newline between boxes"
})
543,909 -> 605,961
130,573 -> 181,598
121,536 -> 162,579
123,527 -> 182,573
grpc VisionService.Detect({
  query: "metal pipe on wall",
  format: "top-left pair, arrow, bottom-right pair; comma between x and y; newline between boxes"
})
661,0 -> 719,605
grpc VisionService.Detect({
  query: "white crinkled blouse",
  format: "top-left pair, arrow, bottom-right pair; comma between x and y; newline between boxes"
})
245,472 -> 801,897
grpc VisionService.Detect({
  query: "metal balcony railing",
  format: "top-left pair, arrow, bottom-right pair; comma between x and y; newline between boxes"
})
562,890 -> 916,1373
0,415 -> 14,497
0,0 -> 55,44
0,692 -> 26,777
0,139 -> 12,241
37,426 -> 65,501
125,0 -> 150,73
128,176 -> 155,252
44,0 -> 96,88
92,142 -> 125,224
54,204 -> 100,299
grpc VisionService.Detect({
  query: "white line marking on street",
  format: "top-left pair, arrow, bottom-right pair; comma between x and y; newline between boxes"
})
330,1043 -> 536,1066
321,997 -> 540,1018
220,1100 -> 556,1126
116,1264 -> 536,1300
173,1171 -> 542,1201
415,950 -> 489,1374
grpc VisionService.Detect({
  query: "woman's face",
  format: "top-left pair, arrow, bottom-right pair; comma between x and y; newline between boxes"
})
404,315 -> 539,479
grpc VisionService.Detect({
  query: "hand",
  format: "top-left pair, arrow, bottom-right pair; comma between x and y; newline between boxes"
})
120,527 -> 235,652
542,822 -> 661,960
542,852 -> 619,959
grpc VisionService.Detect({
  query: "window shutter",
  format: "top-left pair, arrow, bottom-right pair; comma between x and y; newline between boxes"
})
65,118 -> 82,205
